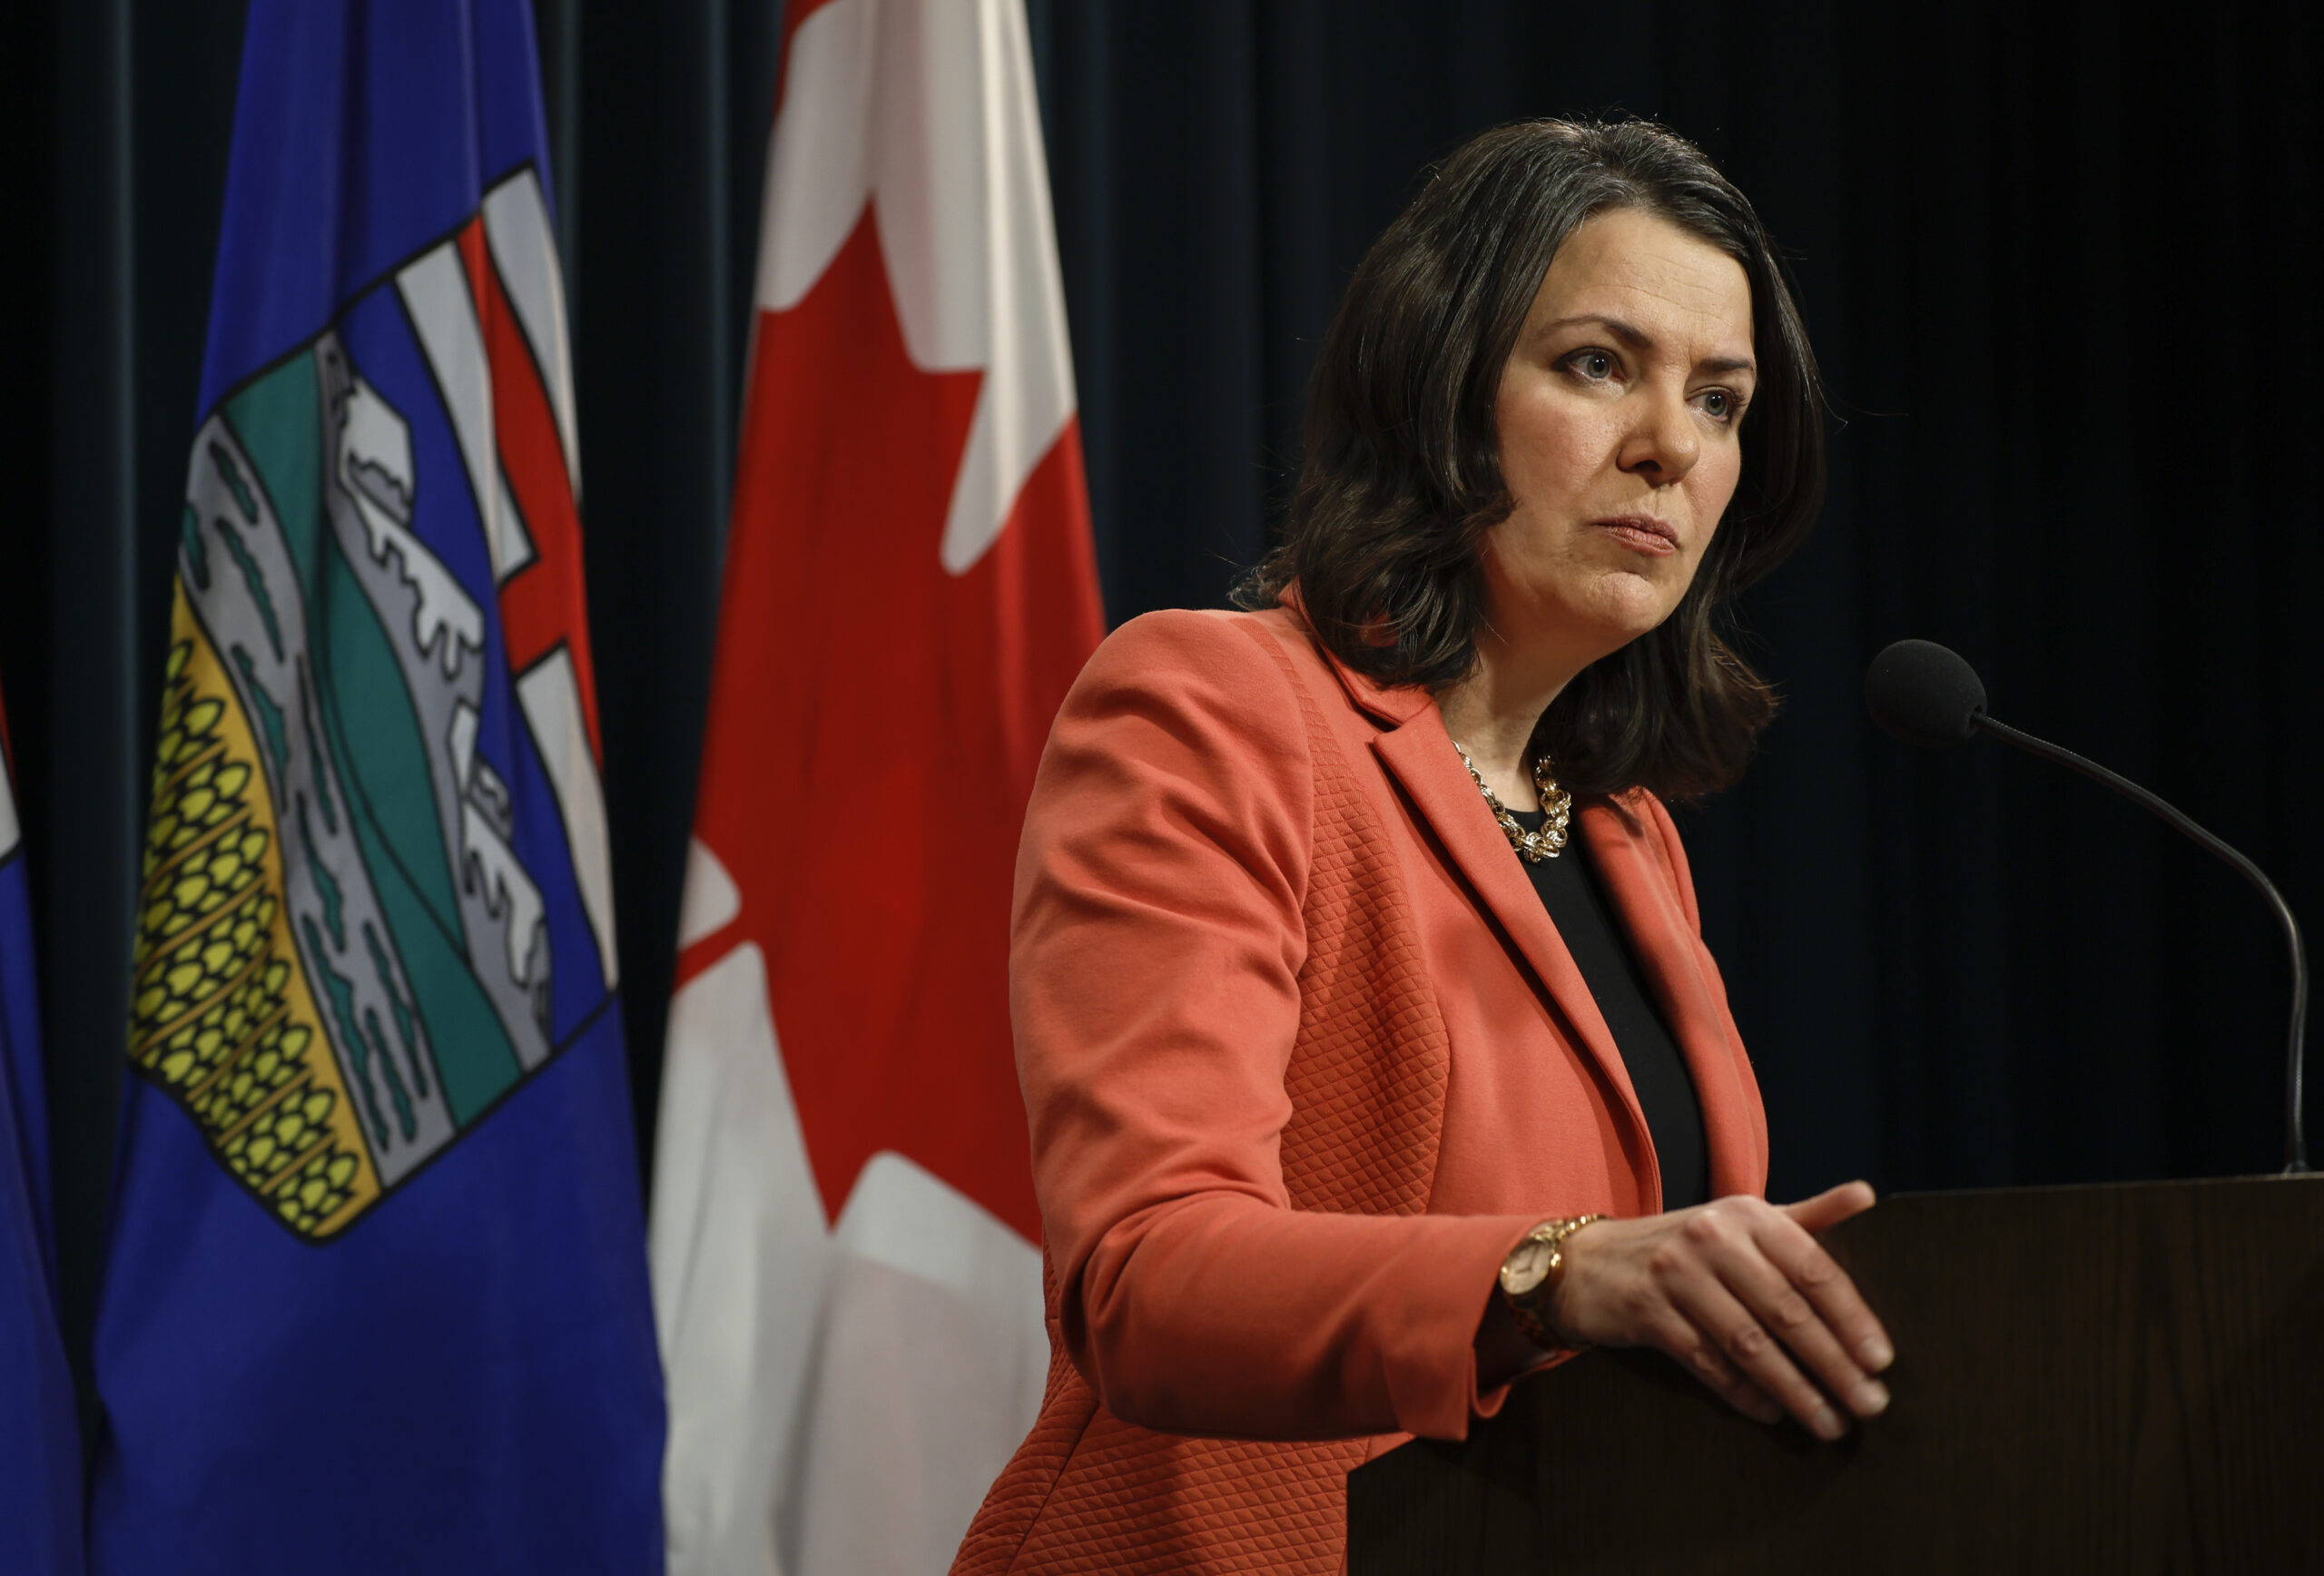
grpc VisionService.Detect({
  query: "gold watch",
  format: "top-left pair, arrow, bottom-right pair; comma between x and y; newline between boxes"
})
1497,1214 -> 1604,1352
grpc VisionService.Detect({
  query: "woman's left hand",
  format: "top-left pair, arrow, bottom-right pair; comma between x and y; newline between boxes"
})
1543,1181 -> 1894,1440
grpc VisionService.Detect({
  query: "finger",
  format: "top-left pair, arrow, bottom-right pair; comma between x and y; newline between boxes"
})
1780,1180 -> 1876,1233
1650,1314 -> 1785,1426
1755,1208 -> 1896,1375
1706,1225 -> 1890,1420
1669,1276 -> 1850,1441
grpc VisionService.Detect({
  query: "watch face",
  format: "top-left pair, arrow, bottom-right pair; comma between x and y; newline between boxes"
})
1500,1238 -> 1554,1296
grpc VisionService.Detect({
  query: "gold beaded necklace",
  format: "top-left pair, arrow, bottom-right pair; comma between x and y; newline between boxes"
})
1450,740 -> 1572,862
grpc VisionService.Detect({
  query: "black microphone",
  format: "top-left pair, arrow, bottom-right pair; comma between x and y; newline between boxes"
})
1866,638 -> 2311,1176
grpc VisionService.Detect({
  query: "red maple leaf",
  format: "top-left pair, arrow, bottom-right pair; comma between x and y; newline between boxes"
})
682,210 -> 1100,1243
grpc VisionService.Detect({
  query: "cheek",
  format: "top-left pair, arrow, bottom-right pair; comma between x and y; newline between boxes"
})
1689,444 -> 1746,531
1496,388 -> 1613,502
1668,458 -> 1740,586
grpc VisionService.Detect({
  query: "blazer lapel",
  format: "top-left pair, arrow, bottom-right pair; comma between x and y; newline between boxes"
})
1579,802 -> 1767,1199
1368,710 -> 1659,1192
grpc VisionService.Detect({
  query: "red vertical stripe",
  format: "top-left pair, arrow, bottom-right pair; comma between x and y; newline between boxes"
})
456,221 -> 603,762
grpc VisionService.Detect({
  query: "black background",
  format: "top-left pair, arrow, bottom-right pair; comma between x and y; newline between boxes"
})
4,0 -> 2319,1422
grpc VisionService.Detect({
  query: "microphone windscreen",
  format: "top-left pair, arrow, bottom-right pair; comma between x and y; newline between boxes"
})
1865,639 -> 1988,748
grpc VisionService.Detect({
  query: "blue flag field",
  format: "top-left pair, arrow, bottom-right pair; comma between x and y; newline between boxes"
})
89,2 -> 664,1569
1,694 -> 84,1576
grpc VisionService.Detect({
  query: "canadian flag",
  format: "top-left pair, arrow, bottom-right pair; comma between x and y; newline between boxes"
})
646,0 -> 1104,1572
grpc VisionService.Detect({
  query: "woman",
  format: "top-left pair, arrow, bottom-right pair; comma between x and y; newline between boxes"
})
953,119 -> 1893,1575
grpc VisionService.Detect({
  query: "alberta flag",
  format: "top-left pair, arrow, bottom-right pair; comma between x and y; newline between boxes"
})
1,690 -> 84,1576
89,3 -> 663,1571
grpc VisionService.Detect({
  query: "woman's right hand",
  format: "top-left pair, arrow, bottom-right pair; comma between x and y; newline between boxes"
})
1545,1181 -> 1894,1440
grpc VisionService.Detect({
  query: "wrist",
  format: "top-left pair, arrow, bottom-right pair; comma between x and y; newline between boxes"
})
1496,1214 -> 1604,1353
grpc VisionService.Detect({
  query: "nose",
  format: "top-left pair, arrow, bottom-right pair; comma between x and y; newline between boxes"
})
1617,386 -> 1699,486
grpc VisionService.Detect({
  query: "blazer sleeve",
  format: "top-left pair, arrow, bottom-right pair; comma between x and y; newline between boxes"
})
1012,610 -> 1540,1443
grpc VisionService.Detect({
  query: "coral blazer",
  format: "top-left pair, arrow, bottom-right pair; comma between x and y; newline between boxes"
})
953,605 -> 1769,1575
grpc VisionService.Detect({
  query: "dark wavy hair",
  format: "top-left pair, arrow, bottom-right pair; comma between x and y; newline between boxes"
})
1236,118 -> 1826,801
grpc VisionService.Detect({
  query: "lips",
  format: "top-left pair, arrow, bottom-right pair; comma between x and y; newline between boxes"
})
1590,513 -> 1679,556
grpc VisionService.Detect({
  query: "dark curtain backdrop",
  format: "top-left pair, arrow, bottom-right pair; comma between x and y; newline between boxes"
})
5,0 -> 2319,1424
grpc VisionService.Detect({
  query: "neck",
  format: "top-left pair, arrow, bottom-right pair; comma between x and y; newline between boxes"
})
1435,623 -> 1593,804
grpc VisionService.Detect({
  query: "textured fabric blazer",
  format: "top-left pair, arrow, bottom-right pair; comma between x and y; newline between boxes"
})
953,605 -> 1769,1575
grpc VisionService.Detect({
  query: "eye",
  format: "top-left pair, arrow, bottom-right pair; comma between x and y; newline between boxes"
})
1695,388 -> 1743,423
1560,348 -> 1620,387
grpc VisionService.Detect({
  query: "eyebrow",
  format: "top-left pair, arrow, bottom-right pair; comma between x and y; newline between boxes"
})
1536,313 -> 1758,378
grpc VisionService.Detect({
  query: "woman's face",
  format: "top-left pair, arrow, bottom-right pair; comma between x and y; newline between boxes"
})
1486,207 -> 1757,668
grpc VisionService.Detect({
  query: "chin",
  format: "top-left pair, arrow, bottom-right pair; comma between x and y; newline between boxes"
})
1571,584 -> 1681,650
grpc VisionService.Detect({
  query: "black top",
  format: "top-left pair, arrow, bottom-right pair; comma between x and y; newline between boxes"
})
1508,809 -> 1709,1210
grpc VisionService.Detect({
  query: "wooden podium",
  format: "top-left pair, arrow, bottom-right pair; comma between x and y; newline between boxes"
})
1346,1176 -> 2324,1573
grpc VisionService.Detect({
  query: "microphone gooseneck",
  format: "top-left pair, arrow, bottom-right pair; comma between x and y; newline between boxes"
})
1866,640 -> 2311,1176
